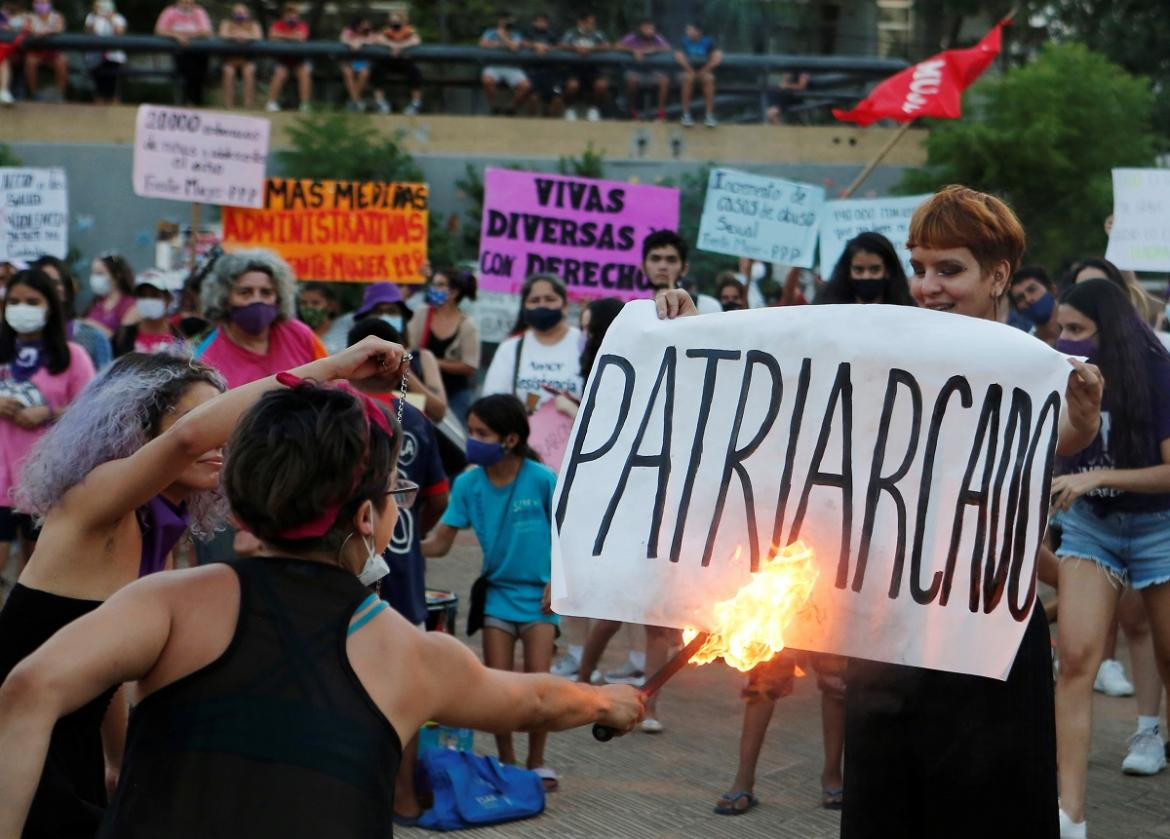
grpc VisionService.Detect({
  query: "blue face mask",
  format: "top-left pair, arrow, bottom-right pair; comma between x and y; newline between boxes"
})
426,287 -> 449,307
1054,336 -> 1097,360
1021,291 -> 1056,325
466,437 -> 506,466
377,314 -> 404,334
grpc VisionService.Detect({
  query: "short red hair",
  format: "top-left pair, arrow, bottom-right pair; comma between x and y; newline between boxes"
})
906,185 -> 1026,275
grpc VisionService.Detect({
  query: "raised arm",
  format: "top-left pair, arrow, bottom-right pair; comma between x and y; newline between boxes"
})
421,523 -> 457,557
66,338 -> 406,531
0,572 -> 180,837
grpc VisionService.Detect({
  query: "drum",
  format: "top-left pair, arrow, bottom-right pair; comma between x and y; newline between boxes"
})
425,589 -> 459,634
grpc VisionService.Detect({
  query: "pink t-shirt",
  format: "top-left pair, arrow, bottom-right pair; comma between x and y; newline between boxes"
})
156,4 -> 211,35
0,343 -> 96,508
195,318 -> 326,389
84,294 -> 136,335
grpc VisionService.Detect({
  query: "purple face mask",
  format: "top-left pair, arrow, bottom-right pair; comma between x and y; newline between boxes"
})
230,301 -> 279,335
1054,336 -> 1097,360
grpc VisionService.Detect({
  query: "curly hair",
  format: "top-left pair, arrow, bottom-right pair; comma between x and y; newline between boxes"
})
201,248 -> 298,324
15,351 -> 229,538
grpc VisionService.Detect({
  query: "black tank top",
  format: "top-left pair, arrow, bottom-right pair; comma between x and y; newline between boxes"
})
0,585 -> 114,839
98,557 -> 402,839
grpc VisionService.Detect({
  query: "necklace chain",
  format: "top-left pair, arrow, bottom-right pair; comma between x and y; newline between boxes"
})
397,353 -> 412,423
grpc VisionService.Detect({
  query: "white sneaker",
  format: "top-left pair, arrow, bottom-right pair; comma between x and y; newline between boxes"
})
589,668 -> 603,685
549,652 -> 580,678
1059,808 -> 1086,839
586,107 -> 601,122
704,112 -> 717,128
376,99 -> 391,115
404,101 -> 421,116
1122,729 -> 1167,775
1094,659 -> 1135,696
564,108 -> 578,121
604,662 -> 647,687
639,717 -> 663,734
265,100 -> 280,113
680,112 -> 694,127
297,102 -> 310,113
0,89 -> 13,106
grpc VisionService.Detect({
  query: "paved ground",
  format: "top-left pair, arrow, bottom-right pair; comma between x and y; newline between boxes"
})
2,540 -> 1166,838
405,535 -> 1170,839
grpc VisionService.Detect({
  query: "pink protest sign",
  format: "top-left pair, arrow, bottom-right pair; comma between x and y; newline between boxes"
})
478,168 -> 680,301
528,399 -> 575,473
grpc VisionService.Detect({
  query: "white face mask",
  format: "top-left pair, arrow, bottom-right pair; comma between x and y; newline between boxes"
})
136,298 -> 167,320
356,533 -> 390,586
377,314 -> 404,334
90,272 -> 112,297
5,303 -> 48,334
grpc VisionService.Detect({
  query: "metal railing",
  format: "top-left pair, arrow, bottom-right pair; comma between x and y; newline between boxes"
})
0,32 -> 903,120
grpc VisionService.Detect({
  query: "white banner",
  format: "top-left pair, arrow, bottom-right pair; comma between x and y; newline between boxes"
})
1105,168 -> 1170,272
0,167 -> 68,262
473,290 -> 521,345
552,302 -> 1070,680
819,194 -> 930,274
697,168 -> 823,269
133,105 -> 270,208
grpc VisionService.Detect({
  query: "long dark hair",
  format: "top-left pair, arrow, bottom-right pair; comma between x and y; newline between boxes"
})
468,394 -> 540,461
815,232 -> 914,306
1,269 -> 71,374
30,255 -> 77,319
1068,256 -> 1162,326
1061,278 -> 1170,468
580,297 -> 623,380
510,273 -> 567,335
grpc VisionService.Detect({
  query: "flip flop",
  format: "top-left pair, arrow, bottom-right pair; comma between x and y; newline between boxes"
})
533,766 -> 559,792
714,790 -> 758,815
822,787 -> 844,810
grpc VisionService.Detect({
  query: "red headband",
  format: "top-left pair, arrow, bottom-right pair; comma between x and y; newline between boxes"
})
273,372 -> 394,540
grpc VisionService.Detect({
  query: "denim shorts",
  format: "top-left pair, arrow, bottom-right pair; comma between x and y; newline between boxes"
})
1053,499 -> 1170,589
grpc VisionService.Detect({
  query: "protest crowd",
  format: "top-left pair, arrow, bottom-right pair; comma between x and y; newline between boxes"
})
0,2 -> 824,124
1,8 -> 1170,839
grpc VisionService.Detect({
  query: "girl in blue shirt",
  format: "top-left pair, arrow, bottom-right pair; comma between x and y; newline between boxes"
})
422,394 -> 561,790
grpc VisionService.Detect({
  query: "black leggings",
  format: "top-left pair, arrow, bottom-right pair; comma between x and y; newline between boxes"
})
90,60 -> 120,99
173,51 -> 207,105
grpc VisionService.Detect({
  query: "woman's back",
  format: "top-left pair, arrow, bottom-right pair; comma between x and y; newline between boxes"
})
99,556 -> 401,839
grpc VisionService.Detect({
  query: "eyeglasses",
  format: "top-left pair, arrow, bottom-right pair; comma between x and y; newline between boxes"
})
386,478 -> 419,509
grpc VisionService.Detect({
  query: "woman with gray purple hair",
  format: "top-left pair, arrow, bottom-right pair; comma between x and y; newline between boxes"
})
0,351 -> 230,838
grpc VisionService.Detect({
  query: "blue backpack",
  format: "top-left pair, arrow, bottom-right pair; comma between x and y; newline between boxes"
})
417,749 -> 546,831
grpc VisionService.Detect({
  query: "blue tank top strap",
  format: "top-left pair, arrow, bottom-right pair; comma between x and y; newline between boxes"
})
348,601 -> 389,636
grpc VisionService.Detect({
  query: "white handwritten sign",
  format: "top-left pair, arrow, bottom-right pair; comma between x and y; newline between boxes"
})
696,168 -> 824,268
0,168 -> 68,262
819,194 -> 930,274
1105,168 -> 1170,272
473,290 -> 521,345
552,302 -> 1070,680
133,105 -> 270,208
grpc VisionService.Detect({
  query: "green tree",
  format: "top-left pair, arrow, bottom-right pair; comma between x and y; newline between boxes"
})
0,145 -> 20,166
899,43 -> 1156,270
277,112 -> 458,269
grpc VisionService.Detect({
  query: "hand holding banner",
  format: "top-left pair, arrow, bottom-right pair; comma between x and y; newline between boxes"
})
552,302 -> 1069,680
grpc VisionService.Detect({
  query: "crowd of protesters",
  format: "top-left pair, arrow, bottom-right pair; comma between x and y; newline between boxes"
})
0,4 -> 823,124
1,182 -> 1168,837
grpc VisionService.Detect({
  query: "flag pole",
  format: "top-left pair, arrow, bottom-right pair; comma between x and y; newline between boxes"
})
840,121 -> 915,198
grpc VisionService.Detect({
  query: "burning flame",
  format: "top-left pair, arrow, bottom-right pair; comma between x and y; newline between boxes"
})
683,541 -> 819,672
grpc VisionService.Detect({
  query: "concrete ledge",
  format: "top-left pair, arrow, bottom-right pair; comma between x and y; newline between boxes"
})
0,104 -> 927,167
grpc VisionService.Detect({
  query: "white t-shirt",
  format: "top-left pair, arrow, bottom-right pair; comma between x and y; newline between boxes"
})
85,13 -> 128,62
695,293 -> 722,315
482,327 -> 583,412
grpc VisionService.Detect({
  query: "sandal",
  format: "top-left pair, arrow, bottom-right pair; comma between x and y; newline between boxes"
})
532,766 -> 559,792
821,787 -> 844,810
714,790 -> 758,815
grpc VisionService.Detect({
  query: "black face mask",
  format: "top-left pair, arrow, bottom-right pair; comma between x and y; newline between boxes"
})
851,279 -> 884,303
721,301 -> 744,312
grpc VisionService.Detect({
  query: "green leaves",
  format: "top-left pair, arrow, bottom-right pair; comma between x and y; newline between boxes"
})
899,43 -> 1156,271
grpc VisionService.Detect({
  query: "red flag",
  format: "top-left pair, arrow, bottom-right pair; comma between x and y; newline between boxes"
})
0,33 -> 24,65
833,19 -> 1007,127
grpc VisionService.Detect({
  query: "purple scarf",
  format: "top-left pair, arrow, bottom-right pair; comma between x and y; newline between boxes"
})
137,494 -> 190,577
